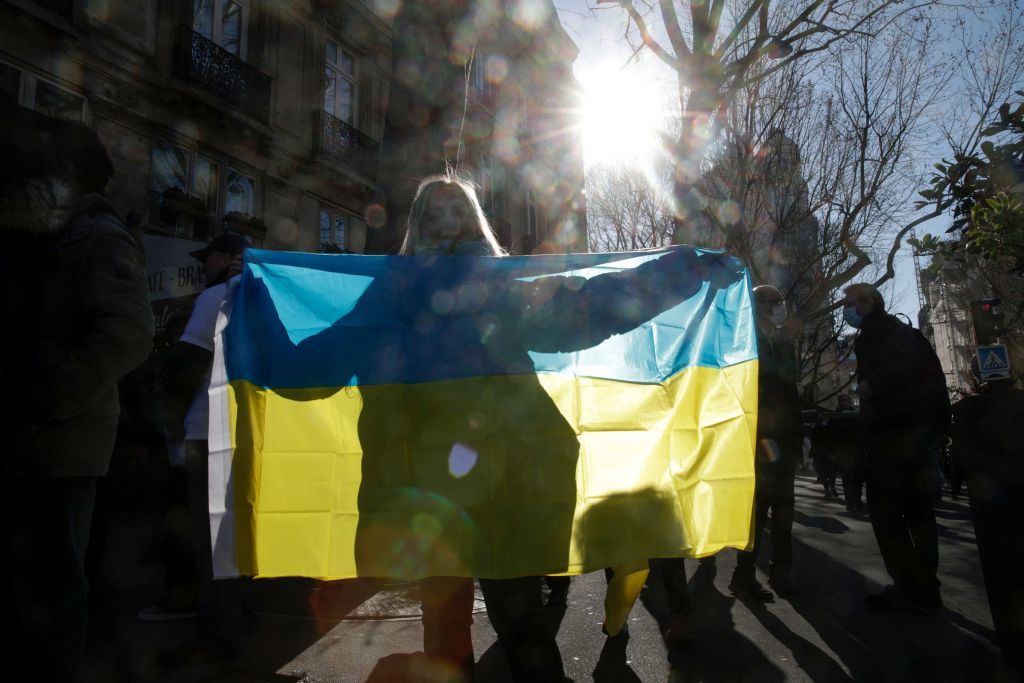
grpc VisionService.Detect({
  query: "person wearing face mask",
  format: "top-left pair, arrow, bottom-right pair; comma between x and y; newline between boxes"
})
841,283 -> 950,613
729,285 -> 802,602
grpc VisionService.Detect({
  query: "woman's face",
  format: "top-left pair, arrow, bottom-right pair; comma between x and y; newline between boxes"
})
420,186 -> 477,243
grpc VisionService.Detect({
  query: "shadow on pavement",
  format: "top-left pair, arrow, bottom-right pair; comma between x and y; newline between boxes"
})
653,558 -> 786,682
794,510 -> 850,535
593,631 -> 642,683
82,491 -> 419,682
474,640 -> 514,682
746,601 -> 853,681
778,534 -> 1000,681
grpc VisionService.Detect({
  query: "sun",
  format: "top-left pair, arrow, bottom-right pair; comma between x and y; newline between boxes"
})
578,65 -> 670,170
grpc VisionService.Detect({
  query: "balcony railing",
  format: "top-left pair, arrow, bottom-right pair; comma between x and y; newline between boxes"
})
315,110 -> 379,179
172,26 -> 272,125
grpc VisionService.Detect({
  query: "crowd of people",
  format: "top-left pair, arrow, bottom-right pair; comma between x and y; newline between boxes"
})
1,95 -> 1021,683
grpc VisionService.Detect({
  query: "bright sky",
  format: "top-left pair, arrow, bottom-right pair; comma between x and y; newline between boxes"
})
577,63 -> 669,169
556,1 -> 674,173
552,0 -> 1018,325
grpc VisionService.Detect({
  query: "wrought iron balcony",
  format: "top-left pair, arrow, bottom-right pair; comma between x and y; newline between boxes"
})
314,110 -> 379,179
172,26 -> 272,125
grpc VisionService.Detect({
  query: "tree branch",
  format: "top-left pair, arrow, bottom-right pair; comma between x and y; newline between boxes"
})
658,0 -> 692,62
611,0 -> 684,70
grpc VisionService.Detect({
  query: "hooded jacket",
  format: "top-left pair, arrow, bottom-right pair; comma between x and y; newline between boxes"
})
0,191 -> 154,477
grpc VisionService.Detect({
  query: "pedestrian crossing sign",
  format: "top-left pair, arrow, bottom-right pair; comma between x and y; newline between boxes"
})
976,344 -> 1011,381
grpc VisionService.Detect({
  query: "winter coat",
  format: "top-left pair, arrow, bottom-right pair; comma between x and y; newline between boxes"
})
853,310 -> 951,440
755,323 -> 802,471
0,193 -> 154,477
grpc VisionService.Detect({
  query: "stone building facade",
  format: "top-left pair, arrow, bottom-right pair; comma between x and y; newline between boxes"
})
1,0 -> 586,330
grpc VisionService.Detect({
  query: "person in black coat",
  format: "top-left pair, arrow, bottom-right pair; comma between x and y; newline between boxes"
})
729,285 -> 802,601
842,283 -> 950,613
0,102 -> 154,681
951,367 -> 1024,676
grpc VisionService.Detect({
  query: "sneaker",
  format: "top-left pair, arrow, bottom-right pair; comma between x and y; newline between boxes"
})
664,613 -> 694,644
728,576 -> 774,602
137,604 -> 197,622
864,586 -> 926,614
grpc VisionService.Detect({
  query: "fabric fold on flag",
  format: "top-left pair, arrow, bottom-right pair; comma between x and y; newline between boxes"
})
208,245 -> 758,581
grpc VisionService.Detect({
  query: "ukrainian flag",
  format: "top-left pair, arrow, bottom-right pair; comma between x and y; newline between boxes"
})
208,246 -> 757,581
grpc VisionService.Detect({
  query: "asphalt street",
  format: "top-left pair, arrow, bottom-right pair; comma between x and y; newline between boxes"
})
82,473 -> 1011,682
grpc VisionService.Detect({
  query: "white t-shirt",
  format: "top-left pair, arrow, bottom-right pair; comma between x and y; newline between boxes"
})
180,283 -> 227,440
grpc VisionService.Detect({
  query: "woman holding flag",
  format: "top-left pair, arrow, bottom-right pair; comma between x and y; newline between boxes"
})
396,172 -> 565,683
221,172 -> 749,682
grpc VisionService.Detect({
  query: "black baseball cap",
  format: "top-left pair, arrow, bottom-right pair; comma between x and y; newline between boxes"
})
190,233 -> 248,262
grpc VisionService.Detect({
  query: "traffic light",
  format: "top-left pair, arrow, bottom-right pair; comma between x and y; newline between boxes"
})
970,298 -> 1006,346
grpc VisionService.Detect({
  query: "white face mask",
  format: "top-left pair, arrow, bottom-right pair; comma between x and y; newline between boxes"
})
769,304 -> 788,328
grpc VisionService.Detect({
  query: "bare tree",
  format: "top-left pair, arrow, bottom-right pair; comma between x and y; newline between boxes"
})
586,164 -> 675,251
595,0 -> 995,311
660,10 -> 948,397
597,3 -> 929,204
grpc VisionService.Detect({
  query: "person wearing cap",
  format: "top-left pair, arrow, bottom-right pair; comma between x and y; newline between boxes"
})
157,232 -> 248,666
730,285 -> 802,602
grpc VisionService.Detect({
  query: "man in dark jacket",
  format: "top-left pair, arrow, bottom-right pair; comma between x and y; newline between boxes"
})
0,103 -> 154,680
730,285 -> 802,601
842,283 -> 950,613
951,368 -> 1023,675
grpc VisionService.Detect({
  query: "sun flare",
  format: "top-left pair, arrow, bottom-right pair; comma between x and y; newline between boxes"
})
578,66 -> 670,170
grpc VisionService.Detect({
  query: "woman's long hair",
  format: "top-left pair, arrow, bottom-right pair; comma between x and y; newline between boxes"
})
398,171 -> 505,256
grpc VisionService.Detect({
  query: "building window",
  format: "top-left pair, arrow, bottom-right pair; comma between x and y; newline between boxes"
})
148,141 -> 258,241
193,0 -> 248,57
193,155 -> 220,212
319,207 -> 349,252
1,60 -> 86,121
148,141 -> 222,240
150,141 -> 189,195
324,39 -> 357,124
225,167 -> 255,217
34,79 -> 85,120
